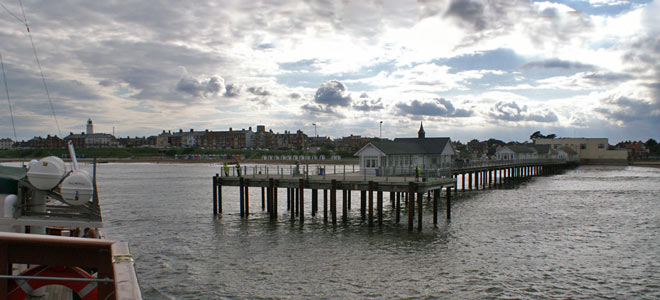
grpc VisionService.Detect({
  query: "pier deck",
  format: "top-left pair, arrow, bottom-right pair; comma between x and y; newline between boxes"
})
212,160 -> 576,231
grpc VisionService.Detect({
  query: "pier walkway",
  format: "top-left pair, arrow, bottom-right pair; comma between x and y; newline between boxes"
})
212,159 -> 575,231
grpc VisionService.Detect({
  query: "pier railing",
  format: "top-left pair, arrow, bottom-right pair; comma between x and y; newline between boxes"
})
219,158 -> 569,179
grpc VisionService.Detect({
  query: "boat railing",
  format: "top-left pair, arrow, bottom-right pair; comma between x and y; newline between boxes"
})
0,232 -> 141,300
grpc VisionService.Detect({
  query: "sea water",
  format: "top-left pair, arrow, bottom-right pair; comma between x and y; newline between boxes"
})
17,162 -> 660,299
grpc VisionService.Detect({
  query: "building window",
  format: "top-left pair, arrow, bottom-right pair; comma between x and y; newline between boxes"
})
431,157 -> 437,164
598,144 -> 605,149
580,144 -> 587,150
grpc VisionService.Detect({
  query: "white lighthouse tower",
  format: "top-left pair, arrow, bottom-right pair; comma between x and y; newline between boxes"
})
86,118 -> 94,135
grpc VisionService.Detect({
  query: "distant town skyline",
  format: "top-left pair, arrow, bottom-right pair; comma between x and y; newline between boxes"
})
1,1 -> 658,143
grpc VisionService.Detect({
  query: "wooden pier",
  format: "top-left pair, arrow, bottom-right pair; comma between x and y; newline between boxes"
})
211,160 -> 574,231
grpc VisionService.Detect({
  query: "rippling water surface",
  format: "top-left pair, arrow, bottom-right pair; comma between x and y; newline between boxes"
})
92,164 -> 660,299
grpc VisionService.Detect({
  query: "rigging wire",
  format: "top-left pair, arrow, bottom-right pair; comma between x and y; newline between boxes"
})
18,0 -> 62,138
0,1 -> 23,24
0,51 -> 19,144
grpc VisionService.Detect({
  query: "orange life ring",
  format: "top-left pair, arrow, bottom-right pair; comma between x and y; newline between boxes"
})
7,265 -> 98,300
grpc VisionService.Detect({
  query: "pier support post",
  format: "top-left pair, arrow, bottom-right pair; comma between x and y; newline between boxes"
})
396,192 -> 401,224
239,177 -> 244,218
287,188 -> 291,211
475,171 -> 479,190
390,192 -> 395,208
462,173 -> 465,191
217,178 -> 222,214
267,178 -> 274,218
360,190 -> 366,221
342,189 -> 348,223
213,175 -> 218,216
348,190 -> 352,210
408,182 -> 415,231
368,181 -> 374,227
377,191 -> 383,226
272,179 -> 278,218
468,172 -> 473,190
417,190 -> 423,231
433,189 -> 439,225
312,189 -> 318,217
331,180 -> 337,225
295,188 -> 299,217
299,179 -> 304,223
446,187 -> 452,220
244,179 -> 249,217
261,187 -> 265,210
323,189 -> 328,223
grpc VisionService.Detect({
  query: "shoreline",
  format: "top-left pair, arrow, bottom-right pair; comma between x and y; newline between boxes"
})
0,157 -> 360,165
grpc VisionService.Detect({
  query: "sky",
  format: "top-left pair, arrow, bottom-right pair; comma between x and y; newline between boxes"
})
0,0 -> 659,144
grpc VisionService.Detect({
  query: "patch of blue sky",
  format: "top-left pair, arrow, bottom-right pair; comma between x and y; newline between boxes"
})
276,60 -> 397,90
532,0 -> 652,16
433,48 -> 527,73
112,86 -> 134,97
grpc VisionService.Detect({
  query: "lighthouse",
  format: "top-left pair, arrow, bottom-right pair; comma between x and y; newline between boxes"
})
86,119 -> 94,135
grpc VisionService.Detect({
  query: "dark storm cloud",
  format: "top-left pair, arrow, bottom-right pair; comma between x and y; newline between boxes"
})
489,101 -> 558,123
247,86 -> 271,96
224,83 -> 242,97
445,0 -> 487,31
314,80 -> 351,107
175,75 -> 224,97
395,98 -> 472,117
522,59 -> 594,70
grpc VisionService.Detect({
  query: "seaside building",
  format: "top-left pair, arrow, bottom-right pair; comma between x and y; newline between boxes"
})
535,137 -> 628,162
64,119 -> 119,148
0,138 -> 14,149
495,144 -> 553,160
354,123 -> 456,174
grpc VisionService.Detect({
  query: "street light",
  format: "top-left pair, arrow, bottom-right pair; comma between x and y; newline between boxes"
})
379,121 -> 383,138
312,123 -> 317,137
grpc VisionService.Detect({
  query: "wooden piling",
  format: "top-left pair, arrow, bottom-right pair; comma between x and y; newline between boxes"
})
244,179 -> 249,217
368,181 -> 374,227
446,187 -> 451,220
390,191 -> 395,208
377,191 -> 383,226
213,175 -> 218,216
312,189 -> 318,217
342,189 -> 348,223
286,188 -> 291,211
331,180 -> 337,225
299,179 -> 305,222
396,192 -> 401,224
348,190 -> 352,210
239,177 -> 244,218
468,172 -> 473,190
217,178 -> 222,214
323,189 -> 328,223
273,182 -> 278,218
261,187 -> 265,210
295,188 -> 299,216
360,190 -> 366,221
433,189 -> 438,225
266,181 -> 271,215
462,173 -> 465,191
408,182 -> 415,231
417,191 -> 423,231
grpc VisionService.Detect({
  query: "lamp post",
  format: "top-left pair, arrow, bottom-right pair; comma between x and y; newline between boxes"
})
312,123 -> 317,137
379,121 -> 383,138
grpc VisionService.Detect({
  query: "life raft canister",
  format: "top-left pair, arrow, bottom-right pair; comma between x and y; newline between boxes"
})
7,265 -> 98,300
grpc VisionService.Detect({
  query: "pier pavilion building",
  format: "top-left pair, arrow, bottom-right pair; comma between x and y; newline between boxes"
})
354,123 -> 456,175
